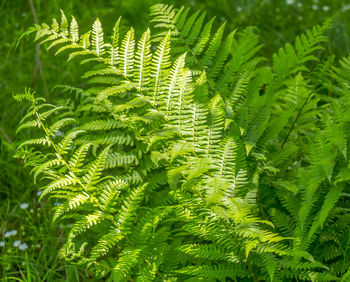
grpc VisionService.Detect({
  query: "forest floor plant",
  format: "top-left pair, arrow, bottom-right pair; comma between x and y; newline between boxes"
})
14,3 -> 350,281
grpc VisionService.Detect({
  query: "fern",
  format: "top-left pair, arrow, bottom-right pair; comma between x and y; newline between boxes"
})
15,6 -> 350,281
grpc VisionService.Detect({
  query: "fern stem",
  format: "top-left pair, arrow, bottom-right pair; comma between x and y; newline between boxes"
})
281,92 -> 312,148
0,125 -> 12,144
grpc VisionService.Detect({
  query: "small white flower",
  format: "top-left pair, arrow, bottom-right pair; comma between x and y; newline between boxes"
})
53,130 -> 64,138
286,0 -> 294,5
20,202 -> 29,209
13,240 -> 21,248
18,243 -> 28,250
4,230 -> 17,238
236,6 -> 242,12
342,4 -> 350,12
54,203 -> 62,206
36,190 -> 42,197
312,4 -> 318,10
0,241 -> 5,247
297,2 -> 302,8
323,6 -> 330,11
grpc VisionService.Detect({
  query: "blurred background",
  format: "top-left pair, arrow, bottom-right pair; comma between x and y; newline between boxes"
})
1,0 -> 350,280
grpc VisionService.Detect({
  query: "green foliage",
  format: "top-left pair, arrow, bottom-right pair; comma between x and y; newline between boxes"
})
11,2 -> 350,281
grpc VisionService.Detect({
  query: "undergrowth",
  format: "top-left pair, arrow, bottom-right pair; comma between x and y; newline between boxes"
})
3,1 -> 350,281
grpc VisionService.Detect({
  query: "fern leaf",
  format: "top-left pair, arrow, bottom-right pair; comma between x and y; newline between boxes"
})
57,129 -> 85,155
68,143 -> 91,170
177,264 -> 249,280
193,17 -> 215,55
39,175 -> 78,200
59,10 -> 69,36
69,16 -> 79,43
81,145 -> 112,188
307,184 -> 344,242
110,17 -> 121,65
164,53 -> 187,117
200,22 -> 226,67
151,31 -> 171,104
116,185 -> 145,234
69,211 -> 104,238
16,120 -> 40,133
91,18 -> 104,56
98,179 -> 127,210
49,118 -> 76,136
135,28 -> 152,90
18,136 -> 51,149
111,248 -> 141,281
53,193 -> 91,223
32,159 -> 62,183
120,28 -> 135,77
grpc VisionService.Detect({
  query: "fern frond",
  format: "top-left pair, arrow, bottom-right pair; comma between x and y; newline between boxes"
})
98,179 -> 127,210
134,28 -> 152,90
120,28 -> 135,77
91,18 -> 104,56
81,145 -> 112,188
52,193 -> 91,222
68,143 -> 91,170
40,175 -> 78,199
151,31 -> 171,104
57,129 -> 85,155
177,264 -> 249,280
69,211 -> 104,239
116,185 -> 146,235
111,247 -> 141,281
109,17 -> 121,65
273,19 -> 333,80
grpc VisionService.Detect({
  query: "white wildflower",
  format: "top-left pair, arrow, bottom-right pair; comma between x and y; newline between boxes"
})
20,202 -> 29,209
36,190 -> 42,197
4,230 -> 17,238
342,4 -> 350,12
322,6 -> 330,11
0,241 -> 5,247
312,4 -> 318,10
18,243 -> 28,250
236,6 -> 242,12
13,240 -> 21,247
286,0 -> 294,5
53,130 -> 64,138
54,203 -> 62,206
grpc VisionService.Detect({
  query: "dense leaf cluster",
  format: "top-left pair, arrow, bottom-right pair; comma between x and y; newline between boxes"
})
16,4 -> 350,281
